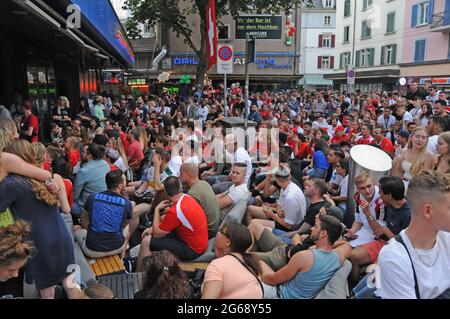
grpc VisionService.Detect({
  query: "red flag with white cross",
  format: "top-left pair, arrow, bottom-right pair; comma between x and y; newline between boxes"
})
205,0 -> 217,70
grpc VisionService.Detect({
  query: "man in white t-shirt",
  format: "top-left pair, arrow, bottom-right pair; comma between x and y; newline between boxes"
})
396,104 -> 413,131
216,163 -> 250,222
376,171 -> 450,299
245,166 -> 306,231
426,115 -> 445,156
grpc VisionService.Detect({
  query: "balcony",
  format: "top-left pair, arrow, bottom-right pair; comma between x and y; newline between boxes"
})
430,10 -> 450,32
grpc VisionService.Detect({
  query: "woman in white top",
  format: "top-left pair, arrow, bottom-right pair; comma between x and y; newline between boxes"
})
392,126 -> 435,191
108,137 -> 129,172
434,131 -> 450,174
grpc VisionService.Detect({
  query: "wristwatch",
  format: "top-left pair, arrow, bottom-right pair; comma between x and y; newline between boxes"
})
367,215 -> 374,221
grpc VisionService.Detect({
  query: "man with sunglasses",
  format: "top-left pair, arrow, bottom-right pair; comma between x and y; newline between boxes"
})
426,86 -> 440,103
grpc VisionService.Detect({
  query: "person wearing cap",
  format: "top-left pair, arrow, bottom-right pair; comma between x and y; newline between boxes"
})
19,100 -> 38,143
246,166 -> 306,232
105,148 -> 120,171
73,170 -> 132,258
330,126 -> 347,144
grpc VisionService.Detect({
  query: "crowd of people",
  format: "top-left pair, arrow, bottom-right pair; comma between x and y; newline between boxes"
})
0,79 -> 449,299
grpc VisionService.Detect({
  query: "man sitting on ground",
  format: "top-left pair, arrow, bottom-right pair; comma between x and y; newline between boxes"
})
348,176 -> 411,289
136,176 -> 208,271
215,163 -> 251,223
376,171 -> 450,299
179,163 -> 220,239
74,170 -> 132,258
259,214 -> 352,299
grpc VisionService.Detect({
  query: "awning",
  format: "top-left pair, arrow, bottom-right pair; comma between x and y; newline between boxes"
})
299,75 -> 333,86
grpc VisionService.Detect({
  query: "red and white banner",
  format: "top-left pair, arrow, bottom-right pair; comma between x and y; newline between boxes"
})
205,0 -> 217,70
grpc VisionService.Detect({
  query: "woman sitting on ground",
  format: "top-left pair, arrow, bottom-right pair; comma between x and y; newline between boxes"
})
134,250 -> 189,299
202,222 -> 263,299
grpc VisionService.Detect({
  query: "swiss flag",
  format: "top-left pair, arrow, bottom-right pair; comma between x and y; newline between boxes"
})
205,0 -> 217,70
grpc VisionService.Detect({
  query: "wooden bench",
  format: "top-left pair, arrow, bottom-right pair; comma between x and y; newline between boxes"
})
98,272 -> 145,299
87,255 -> 126,278
178,262 -> 209,273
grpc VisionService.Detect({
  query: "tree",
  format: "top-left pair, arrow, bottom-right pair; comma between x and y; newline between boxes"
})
123,0 -> 312,86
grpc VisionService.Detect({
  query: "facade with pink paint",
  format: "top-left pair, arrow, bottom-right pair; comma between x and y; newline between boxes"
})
400,0 -> 450,84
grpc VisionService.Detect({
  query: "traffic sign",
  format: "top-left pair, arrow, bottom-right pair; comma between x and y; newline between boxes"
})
347,67 -> 356,85
217,44 -> 234,74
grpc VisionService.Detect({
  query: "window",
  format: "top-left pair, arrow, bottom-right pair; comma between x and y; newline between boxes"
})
419,2 -> 429,25
323,35 -> 331,47
324,0 -> 333,8
340,52 -> 351,69
218,25 -> 230,40
414,39 -> 426,63
343,26 -> 350,43
322,56 -> 330,69
381,44 -> 397,65
356,48 -> 375,67
344,0 -> 351,17
362,0 -> 373,11
386,12 -> 396,33
361,20 -> 372,39
324,16 -> 331,25
143,23 -> 153,34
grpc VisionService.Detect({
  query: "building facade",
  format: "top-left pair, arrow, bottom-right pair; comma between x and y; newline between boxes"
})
400,0 -> 450,89
159,1 -> 301,91
298,0 -> 335,90
327,0 -> 406,92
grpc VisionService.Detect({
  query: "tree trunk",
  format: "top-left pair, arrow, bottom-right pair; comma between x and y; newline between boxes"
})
196,3 -> 208,86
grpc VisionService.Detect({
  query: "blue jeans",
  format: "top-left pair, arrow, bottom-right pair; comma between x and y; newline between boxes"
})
353,272 -> 377,299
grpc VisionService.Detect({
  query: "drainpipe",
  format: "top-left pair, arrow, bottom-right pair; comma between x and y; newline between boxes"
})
150,45 -> 168,71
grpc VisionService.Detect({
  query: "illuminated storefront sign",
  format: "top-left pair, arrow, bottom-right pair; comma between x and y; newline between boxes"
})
173,57 -> 199,65
71,0 -> 135,65
419,77 -> 450,85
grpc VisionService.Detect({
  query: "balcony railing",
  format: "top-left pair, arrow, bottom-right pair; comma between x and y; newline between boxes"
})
430,10 -> 450,30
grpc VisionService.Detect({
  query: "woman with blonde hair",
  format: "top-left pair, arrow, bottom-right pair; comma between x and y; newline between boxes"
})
108,136 -> 129,172
137,126 -> 149,153
52,96 -> 71,127
0,139 -> 78,299
392,126 -> 435,190
434,131 -> 450,173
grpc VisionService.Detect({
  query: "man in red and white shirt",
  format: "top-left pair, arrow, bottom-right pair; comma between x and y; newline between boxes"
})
373,125 -> 395,157
355,123 -> 376,146
137,176 -> 208,271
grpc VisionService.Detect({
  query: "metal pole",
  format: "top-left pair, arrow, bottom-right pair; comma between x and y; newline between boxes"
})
244,33 -> 250,149
350,0 -> 357,94
224,73 -> 228,117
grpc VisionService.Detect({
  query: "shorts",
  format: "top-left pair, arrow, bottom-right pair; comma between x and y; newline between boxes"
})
252,229 -> 288,271
150,232 -> 203,261
361,239 -> 386,264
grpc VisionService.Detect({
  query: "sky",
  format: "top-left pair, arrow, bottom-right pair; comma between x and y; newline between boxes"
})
110,0 -> 128,20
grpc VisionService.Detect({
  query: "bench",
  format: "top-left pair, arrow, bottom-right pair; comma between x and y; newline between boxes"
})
87,255 -> 126,278
98,272 -> 145,299
178,262 -> 210,272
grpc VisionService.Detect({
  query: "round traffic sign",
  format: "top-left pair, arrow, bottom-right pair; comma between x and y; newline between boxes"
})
218,46 -> 233,61
348,70 -> 355,77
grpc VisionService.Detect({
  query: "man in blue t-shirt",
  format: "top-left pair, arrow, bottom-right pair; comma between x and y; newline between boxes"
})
74,170 -> 132,258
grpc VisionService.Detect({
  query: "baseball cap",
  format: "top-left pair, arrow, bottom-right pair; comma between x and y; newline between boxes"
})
105,148 -> 119,161
334,125 -> 345,132
397,130 -> 410,139
273,166 -> 290,178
